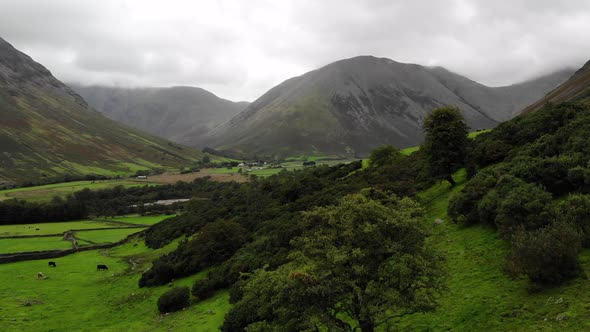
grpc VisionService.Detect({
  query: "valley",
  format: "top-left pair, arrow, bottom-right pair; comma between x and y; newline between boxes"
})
1,3 -> 590,330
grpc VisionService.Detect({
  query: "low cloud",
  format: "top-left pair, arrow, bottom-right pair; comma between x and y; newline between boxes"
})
1,0 -> 589,101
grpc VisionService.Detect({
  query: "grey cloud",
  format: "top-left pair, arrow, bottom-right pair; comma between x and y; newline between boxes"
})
0,0 -> 589,100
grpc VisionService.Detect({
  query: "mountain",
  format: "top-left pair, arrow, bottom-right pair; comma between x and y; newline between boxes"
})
69,85 -> 249,147
207,56 -> 572,157
0,37 -> 203,184
522,59 -> 590,114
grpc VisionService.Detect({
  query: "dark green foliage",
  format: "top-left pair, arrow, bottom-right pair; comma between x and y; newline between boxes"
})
556,194 -> 590,246
0,196 -> 87,225
157,286 -> 190,313
471,103 -> 587,168
509,156 -> 576,194
448,167 -> 504,226
451,102 -> 590,287
368,144 -> 403,168
493,179 -> 552,237
507,222 -> 582,285
422,106 -> 469,185
224,192 -> 445,331
140,221 -> 247,287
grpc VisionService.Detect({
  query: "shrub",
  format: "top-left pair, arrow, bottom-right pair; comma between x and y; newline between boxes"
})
556,194 -> 590,247
507,221 -> 582,285
138,261 -> 175,288
191,278 -> 216,300
494,179 -> 552,237
157,286 -> 190,313
448,167 -> 502,225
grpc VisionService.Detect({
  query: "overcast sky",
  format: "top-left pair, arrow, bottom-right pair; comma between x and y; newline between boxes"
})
1,0 -> 589,101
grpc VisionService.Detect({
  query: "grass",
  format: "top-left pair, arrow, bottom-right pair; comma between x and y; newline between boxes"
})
401,146 -> 420,155
0,237 -> 72,254
0,220 -> 122,237
75,228 -> 147,245
395,170 -> 590,331
109,215 -> 174,226
0,215 -> 170,254
0,180 -> 158,203
0,238 -> 229,331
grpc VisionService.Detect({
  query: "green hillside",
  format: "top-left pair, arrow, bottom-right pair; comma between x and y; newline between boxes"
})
0,37 -> 203,184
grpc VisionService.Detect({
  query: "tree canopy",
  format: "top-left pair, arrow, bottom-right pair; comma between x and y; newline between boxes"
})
224,191 -> 445,332
422,106 -> 469,185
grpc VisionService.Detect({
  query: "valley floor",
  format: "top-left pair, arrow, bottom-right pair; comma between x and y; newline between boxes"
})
0,237 -> 228,331
2,171 -> 590,331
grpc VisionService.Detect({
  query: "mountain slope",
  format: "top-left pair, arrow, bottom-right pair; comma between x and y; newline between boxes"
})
0,37 -> 202,184
208,56 -> 572,157
522,59 -> 590,114
69,85 -> 248,147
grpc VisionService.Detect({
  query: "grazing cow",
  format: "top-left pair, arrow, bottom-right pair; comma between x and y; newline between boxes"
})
37,272 -> 44,279
48,261 -> 56,267
97,264 -> 109,271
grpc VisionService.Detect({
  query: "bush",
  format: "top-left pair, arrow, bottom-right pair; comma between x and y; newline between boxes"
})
494,178 -> 552,236
448,167 -> 503,226
507,221 -> 582,285
556,194 -> 590,247
157,286 -> 190,313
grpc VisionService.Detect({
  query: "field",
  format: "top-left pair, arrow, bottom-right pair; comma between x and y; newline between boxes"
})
0,238 -> 229,331
109,215 -> 174,226
0,179 -> 157,203
75,228 -> 147,245
0,220 -> 124,237
0,236 -> 72,254
0,215 -> 170,254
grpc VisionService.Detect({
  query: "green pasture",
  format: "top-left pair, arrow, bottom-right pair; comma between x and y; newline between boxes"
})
0,238 -> 229,331
0,237 -> 72,254
0,180 -> 158,203
75,228 -> 147,245
0,220 -> 125,237
109,215 -> 173,226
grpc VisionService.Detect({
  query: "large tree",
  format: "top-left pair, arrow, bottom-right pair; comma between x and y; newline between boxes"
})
422,106 -> 469,186
224,191 -> 445,332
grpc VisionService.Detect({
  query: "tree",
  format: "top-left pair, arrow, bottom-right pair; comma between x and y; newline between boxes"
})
224,192 -> 445,332
367,145 -> 403,168
422,106 -> 469,186
202,154 -> 211,163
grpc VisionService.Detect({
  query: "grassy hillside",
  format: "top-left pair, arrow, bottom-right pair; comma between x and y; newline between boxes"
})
394,171 -> 590,330
0,37 -> 203,184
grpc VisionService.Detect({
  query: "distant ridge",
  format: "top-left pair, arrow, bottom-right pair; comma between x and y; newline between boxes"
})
70,84 -> 249,147
206,56 -> 573,157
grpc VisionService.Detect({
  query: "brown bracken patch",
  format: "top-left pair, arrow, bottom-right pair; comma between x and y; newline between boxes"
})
140,170 -> 248,184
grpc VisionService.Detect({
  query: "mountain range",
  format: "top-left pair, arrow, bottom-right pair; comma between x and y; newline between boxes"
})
205,56 -> 573,157
0,37 -> 202,184
69,85 -> 249,147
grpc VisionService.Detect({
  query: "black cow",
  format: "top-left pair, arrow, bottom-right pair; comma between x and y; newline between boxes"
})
97,264 -> 109,271
48,261 -> 56,267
